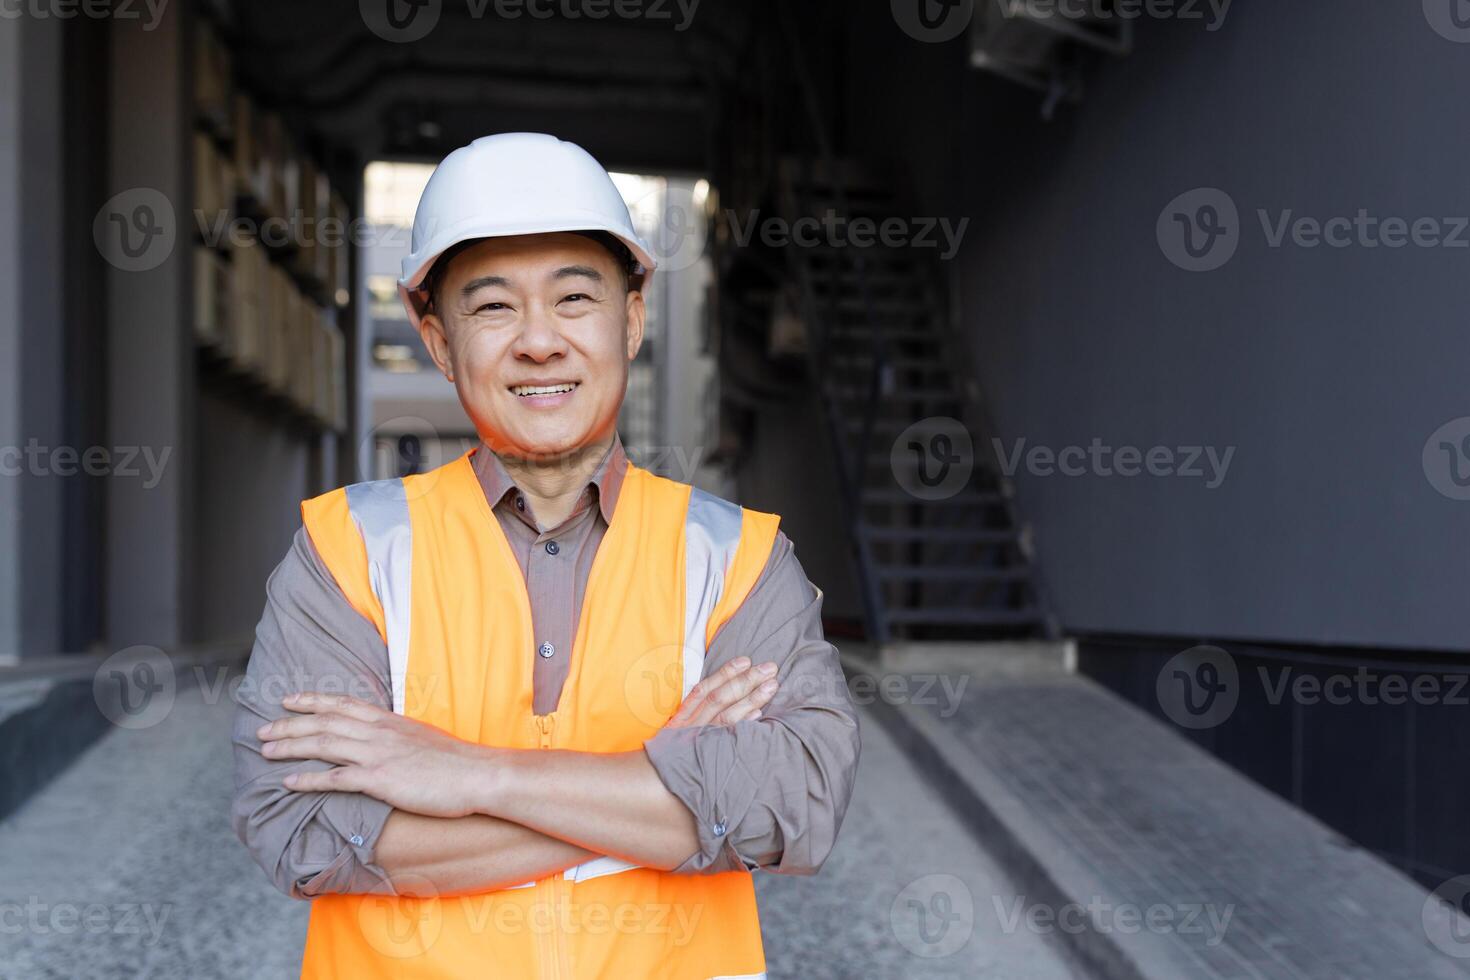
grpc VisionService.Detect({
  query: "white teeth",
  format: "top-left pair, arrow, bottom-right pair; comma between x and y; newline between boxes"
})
511,383 -> 577,397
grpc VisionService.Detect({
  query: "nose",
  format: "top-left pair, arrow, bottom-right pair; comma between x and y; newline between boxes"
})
509,302 -> 569,363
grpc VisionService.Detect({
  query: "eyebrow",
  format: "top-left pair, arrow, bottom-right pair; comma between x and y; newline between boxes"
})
553,265 -> 605,283
459,275 -> 511,297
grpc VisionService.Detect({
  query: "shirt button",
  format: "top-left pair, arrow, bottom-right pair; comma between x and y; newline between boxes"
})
545,540 -> 560,555
712,821 -> 727,837
515,495 -> 526,511
349,835 -> 365,847
538,641 -> 555,659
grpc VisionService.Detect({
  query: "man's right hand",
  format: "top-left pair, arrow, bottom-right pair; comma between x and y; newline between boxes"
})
662,657 -> 779,729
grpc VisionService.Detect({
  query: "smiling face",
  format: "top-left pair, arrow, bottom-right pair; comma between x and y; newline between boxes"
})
414,233 -> 646,461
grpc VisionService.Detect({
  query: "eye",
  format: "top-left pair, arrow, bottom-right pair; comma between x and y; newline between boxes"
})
560,292 -> 594,304
473,301 -> 509,314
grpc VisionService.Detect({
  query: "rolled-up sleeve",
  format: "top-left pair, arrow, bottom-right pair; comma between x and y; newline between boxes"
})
642,532 -> 861,876
230,527 -> 396,899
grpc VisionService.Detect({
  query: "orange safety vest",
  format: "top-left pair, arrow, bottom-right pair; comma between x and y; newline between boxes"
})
297,450 -> 779,980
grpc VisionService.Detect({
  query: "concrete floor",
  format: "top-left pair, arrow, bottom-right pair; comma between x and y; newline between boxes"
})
0,680 -> 1084,979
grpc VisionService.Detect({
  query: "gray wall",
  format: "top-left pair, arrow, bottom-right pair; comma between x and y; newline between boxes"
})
832,1 -> 1470,651
0,17 -> 20,659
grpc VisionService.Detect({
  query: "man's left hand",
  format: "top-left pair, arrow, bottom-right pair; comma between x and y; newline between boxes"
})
259,693 -> 493,818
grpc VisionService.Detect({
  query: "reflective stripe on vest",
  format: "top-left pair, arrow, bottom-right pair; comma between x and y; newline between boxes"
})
344,479 -> 412,715
342,474 -> 749,887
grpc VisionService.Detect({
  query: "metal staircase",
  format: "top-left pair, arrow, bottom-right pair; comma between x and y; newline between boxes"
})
776,158 -> 1053,645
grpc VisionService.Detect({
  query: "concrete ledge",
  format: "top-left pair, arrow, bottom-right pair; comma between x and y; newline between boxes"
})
0,640 -> 250,824
840,643 -> 1470,980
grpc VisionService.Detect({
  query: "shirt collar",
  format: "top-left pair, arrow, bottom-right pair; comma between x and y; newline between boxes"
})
471,434 -> 627,527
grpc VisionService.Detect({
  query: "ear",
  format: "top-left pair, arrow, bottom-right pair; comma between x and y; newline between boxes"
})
623,288 -> 647,362
416,310 -> 456,383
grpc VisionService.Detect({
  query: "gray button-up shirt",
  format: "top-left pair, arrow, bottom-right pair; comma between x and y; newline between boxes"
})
231,436 -> 861,898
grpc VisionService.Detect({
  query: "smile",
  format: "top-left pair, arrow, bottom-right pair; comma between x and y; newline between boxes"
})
511,382 -> 579,397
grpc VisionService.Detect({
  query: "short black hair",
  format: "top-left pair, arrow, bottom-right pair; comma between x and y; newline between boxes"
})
422,231 -> 642,315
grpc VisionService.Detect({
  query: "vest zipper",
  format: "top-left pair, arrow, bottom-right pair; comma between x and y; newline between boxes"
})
532,714 -> 565,980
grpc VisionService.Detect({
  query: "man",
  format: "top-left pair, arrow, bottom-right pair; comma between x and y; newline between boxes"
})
232,133 -> 860,979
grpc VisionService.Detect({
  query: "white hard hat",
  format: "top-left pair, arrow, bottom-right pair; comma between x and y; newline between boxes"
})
397,132 -> 657,328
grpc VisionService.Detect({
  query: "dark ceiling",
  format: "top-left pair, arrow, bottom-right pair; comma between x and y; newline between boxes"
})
221,0 -> 758,175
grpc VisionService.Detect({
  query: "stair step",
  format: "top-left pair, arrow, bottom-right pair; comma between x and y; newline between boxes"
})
830,386 -> 961,403
861,526 -> 1019,545
861,489 -> 1004,506
831,354 -> 951,370
877,565 -> 1031,583
887,606 -> 1044,627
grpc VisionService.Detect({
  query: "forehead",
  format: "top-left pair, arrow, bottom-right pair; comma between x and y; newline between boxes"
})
444,232 -> 615,284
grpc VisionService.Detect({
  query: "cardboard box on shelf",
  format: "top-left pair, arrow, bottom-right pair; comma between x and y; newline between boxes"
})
227,240 -> 267,376
193,247 -> 231,352
268,263 -> 297,395
231,94 -> 269,208
292,157 -> 321,286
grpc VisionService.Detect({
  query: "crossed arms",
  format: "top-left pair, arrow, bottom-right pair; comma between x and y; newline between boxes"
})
231,528 -> 861,899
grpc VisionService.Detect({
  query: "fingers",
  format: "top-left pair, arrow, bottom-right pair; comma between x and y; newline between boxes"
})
284,766 -> 367,793
260,731 -> 369,765
687,659 -> 780,728
710,670 -> 779,726
258,710 -> 375,745
281,692 -> 386,722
